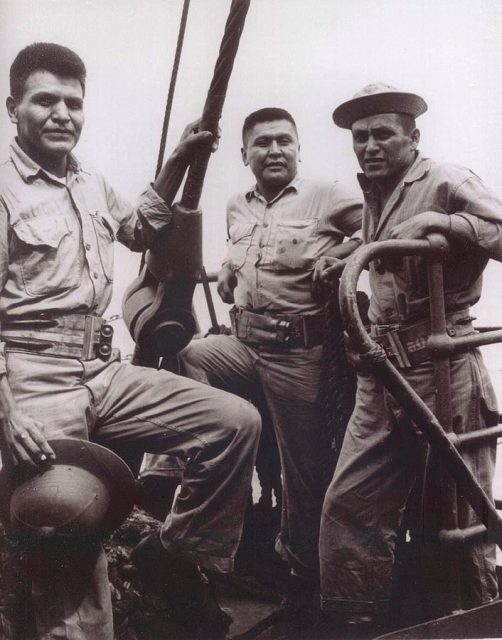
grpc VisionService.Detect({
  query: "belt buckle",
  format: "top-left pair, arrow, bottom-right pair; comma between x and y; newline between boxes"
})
275,319 -> 291,344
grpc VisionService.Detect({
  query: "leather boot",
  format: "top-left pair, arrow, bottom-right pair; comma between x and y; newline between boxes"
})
268,571 -> 320,640
130,532 -> 232,639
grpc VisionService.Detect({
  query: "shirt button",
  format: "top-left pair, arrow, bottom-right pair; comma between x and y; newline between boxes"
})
92,272 -> 98,279
263,222 -> 269,228
85,243 -> 91,251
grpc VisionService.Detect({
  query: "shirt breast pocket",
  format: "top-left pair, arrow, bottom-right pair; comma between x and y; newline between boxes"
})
90,211 -> 116,282
11,214 -> 81,296
271,218 -> 319,270
228,222 -> 256,270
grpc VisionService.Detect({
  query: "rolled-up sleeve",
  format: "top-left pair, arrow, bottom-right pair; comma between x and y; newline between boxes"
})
452,176 -> 502,261
323,181 -> 363,240
103,179 -> 173,251
136,185 -> 173,236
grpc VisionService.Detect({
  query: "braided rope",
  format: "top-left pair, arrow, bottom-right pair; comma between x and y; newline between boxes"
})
181,0 -> 251,209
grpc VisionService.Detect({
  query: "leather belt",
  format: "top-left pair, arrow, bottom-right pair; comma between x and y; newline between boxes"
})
230,307 -> 324,348
371,310 -> 474,368
1,314 -> 114,361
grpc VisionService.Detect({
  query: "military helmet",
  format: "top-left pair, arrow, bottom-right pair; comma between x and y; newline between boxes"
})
0,438 -> 136,541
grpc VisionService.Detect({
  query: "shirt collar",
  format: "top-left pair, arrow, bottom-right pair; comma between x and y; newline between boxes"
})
9,138 -> 83,183
245,175 -> 301,203
357,152 -> 431,193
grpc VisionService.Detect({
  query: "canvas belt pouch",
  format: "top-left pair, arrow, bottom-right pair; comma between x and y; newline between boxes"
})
371,308 -> 474,368
1,314 -> 114,361
229,306 -> 324,348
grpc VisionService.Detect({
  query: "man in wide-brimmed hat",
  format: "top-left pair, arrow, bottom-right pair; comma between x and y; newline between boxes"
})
316,83 -> 502,637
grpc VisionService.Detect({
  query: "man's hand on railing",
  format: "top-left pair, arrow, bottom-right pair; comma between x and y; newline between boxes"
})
312,239 -> 363,299
312,256 -> 348,300
389,211 -> 450,240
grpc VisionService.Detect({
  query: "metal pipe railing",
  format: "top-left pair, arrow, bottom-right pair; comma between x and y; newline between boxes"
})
339,233 -> 502,550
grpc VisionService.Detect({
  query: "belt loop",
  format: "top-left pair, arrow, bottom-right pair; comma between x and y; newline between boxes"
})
82,316 -> 97,360
229,306 -> 238,336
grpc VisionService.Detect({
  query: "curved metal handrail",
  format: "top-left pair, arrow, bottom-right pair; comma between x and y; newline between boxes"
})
339,233 -> 449,358
338,233 -> 502,549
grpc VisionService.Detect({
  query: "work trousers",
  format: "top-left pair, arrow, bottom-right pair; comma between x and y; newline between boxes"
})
2,349 -> 261,640
178,334 -> 332,576
319,349 -> 498,617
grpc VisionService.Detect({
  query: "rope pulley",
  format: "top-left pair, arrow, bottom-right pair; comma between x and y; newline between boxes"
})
123,0 -> 251,363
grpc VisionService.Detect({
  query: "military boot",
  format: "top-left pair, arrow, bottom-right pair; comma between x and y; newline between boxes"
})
130,532 -> 232,639
268,570 -> 320,640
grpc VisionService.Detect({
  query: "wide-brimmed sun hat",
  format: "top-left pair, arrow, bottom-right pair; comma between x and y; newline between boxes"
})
333,82 -> 428,129
0,438 -> 136,540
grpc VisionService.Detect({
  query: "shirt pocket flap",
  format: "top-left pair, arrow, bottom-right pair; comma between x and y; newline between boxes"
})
12,216 -> 70,249
277,218 -> 319,230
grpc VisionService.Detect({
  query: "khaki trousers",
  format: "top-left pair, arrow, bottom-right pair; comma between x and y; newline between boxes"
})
320,350 -> 498,617
3,349 -> 261,640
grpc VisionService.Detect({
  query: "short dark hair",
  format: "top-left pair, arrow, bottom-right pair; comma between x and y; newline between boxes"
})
242,108 -> 297,144
10,42 -> 87,101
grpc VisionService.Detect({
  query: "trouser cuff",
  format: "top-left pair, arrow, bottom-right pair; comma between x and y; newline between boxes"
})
160,532 -> 235,574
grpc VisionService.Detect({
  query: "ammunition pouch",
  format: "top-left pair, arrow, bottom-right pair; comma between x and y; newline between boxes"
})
122,202 -> 202,359
230,307 -> 324,348
1,314 -> 114,361
371,309 -> 474,368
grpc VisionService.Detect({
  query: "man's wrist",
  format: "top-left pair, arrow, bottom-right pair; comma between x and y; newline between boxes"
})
432,212 -> 451,234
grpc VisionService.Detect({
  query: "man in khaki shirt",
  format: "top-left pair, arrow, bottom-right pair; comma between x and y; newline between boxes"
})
318,83 -> 502,638
171,107 -> 363,634
0,42 -> 261,640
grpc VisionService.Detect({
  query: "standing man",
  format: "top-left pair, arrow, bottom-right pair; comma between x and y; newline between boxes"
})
318,83 -> 502,637
0,42 -> 261,640
175,107 -> 362,632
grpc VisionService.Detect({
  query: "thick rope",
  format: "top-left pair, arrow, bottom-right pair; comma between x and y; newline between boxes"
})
181,0 -> 251,210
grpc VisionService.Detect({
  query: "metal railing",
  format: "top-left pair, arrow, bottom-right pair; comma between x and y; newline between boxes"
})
339,233 -> 502,612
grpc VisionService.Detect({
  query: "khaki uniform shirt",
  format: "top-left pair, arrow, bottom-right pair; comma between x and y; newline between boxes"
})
226,176 -> 362,314
361,153 -> 502,324
0,140 -> 172,374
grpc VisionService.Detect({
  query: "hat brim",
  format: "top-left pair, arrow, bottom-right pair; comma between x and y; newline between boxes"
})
333,91 -> 428,129
0,438 -> 136,536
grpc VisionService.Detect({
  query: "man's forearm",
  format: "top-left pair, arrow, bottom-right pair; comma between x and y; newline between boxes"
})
324,237 -> 362,260
152,151 -> 190,207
